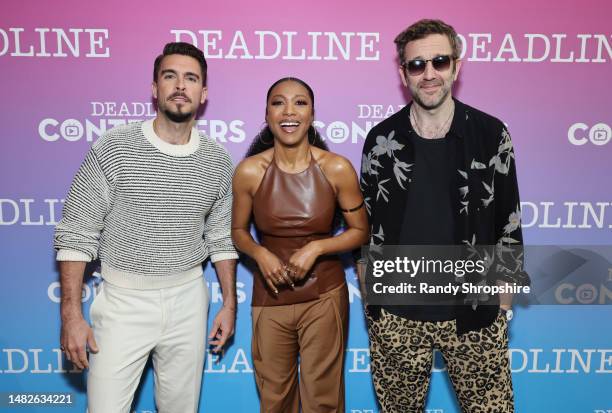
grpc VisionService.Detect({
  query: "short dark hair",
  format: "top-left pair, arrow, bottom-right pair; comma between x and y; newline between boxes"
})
394,19 -> 462,64
153,42 -> 207,85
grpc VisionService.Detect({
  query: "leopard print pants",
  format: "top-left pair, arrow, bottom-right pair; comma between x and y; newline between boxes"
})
367,309 -> 514,413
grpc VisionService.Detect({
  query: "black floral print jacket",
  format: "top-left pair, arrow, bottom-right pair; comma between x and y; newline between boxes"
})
359,99 -> 530,333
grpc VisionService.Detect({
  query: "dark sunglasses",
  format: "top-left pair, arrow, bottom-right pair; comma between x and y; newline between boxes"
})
402,55 -> 454,76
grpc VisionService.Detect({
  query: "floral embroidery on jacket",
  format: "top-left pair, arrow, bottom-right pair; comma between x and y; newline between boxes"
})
359,100 -> 530,290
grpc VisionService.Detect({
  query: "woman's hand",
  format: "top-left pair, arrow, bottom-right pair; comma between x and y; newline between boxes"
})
287,241 -> 322,281
254,247 -> 294,293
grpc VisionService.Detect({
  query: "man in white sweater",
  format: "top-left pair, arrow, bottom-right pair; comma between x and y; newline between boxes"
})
54,42 -> 238,413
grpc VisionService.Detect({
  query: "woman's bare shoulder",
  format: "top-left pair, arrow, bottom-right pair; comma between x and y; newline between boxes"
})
234,149 -> 274,192
312,147 -> 356,178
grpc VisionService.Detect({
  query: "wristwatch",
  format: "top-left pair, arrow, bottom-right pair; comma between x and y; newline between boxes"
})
500,307 -> 514,321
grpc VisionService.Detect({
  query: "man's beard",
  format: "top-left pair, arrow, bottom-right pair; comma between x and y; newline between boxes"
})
411,83 -> 451,111
409,66 -> 457,111
160,105 -> 193,123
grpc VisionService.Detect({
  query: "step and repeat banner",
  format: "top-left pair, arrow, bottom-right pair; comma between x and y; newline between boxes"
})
1,0 -> 611,412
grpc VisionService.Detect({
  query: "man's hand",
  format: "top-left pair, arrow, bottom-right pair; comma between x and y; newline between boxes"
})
60,317 -> 98,369
208,306 -> 236,353
497,280 -> 514,311
59,261 -> 97,370
356,260 -> 368,305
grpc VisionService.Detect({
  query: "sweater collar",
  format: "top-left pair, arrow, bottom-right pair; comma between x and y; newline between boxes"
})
141,119 -> 200,157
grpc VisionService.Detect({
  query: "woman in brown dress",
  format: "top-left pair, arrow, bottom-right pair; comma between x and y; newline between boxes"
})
232,77 -> 368,413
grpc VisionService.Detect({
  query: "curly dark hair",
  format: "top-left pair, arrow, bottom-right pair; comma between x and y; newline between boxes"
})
245,77 -> 329,158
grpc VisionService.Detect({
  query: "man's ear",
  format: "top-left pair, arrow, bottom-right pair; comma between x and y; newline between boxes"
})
200,86 -> 208,104
152,81 -> 158,100
398,66 -> 408,88
453,59 -> 462,81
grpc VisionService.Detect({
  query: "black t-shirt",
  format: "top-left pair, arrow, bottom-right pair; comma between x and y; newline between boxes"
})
384,129 -> 458,321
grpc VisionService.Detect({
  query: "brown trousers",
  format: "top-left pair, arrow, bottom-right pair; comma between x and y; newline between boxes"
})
251,283 -> 348,413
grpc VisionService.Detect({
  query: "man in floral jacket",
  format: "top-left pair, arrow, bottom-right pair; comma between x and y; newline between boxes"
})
359,19 -> 529,413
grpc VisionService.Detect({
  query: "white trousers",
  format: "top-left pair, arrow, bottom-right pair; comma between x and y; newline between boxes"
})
87,276 -> 209,413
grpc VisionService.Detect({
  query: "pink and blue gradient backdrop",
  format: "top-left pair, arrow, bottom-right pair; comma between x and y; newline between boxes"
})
1,0 -> 611,411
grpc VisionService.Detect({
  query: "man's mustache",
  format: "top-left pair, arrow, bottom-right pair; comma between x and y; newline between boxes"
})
167,92 -> 191,102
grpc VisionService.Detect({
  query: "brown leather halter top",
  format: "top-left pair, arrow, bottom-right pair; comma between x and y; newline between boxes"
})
251,153 -> 345,306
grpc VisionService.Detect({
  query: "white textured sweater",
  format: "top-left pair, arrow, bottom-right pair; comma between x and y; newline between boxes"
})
54,119 -> 238,289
